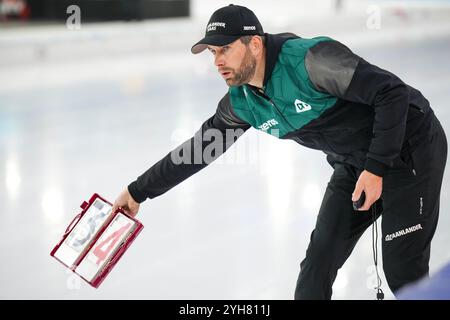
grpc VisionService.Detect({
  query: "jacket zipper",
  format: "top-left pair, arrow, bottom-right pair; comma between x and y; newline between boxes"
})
406,141 -> 417,176
411,104 -> 425,115
250,87 -> 296,131
411,153 -> 417,176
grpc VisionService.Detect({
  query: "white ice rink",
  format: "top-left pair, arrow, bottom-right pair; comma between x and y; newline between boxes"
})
1,0 -> 450,299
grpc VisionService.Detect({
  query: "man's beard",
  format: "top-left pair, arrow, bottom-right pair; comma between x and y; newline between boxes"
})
225,48 -> 257,87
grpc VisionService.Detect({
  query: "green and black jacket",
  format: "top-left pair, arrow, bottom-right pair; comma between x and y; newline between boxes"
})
128,33 -> 432,202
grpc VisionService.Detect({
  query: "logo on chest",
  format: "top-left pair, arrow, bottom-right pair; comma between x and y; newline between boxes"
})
258,118 -> 278,131
294,99 -> 312,113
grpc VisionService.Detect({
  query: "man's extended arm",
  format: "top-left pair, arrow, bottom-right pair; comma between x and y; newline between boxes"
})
126,93 -> 250,204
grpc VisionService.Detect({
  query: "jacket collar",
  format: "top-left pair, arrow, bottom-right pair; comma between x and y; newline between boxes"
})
262,32 -> 299,87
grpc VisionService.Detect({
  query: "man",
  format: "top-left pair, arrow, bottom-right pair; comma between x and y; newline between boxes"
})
112,4 -> 447,299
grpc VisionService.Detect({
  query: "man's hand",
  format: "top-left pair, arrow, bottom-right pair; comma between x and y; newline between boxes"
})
352,170 -> 383,211
111,188 -> 140,217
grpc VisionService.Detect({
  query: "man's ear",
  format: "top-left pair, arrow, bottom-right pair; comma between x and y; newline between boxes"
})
250,36 -> 264,55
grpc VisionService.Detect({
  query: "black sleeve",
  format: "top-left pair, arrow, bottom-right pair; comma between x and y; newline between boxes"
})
305,40 -> 410,176
127,93 -> 251,203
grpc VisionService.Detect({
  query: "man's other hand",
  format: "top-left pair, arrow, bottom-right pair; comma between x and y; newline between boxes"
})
352,170 -> 383,211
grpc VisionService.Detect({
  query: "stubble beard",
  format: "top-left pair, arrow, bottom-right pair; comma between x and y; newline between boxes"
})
225,48 -> 257,87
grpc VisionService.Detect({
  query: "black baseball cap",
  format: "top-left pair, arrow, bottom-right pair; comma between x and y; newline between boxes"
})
191,4 -> 264,54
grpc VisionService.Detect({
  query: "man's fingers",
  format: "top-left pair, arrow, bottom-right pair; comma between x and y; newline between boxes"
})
358,197 -> 373,211
123,208 -> 133,216
358,191 -> 380,211
353,170 -> 383,211
128,203 -> 139,217
111,189 -> 140,217
352,183 -> 363,202
128,210 -> 138,217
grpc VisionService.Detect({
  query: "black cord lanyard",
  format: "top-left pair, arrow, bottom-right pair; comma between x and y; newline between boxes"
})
371,202 -> 385,300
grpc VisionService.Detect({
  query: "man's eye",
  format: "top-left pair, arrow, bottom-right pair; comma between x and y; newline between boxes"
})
223,46 -> 230,52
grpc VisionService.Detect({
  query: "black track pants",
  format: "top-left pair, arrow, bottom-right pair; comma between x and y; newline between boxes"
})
294,114 -> 447,300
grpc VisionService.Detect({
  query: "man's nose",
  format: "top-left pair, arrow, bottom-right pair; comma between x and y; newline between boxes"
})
214,54 -> 225,67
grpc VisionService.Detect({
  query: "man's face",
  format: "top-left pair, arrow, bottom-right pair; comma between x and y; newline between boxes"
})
208,38 -> 257,87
